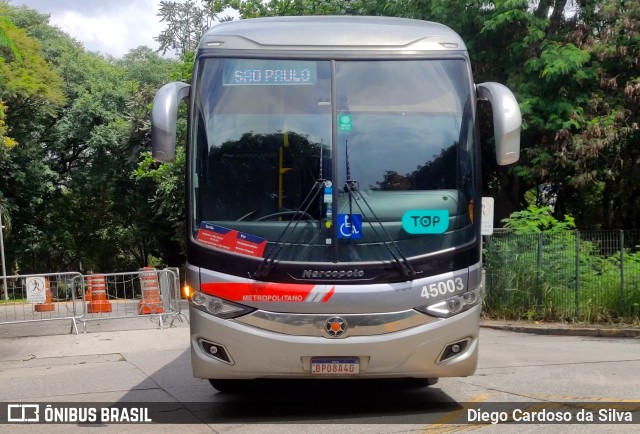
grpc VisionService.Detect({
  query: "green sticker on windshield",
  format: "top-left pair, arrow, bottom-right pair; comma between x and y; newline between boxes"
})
402,210 -> 449,234
339,114 -> 352,131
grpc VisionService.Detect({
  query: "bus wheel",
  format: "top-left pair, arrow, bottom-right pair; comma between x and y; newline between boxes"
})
208,379 -> 248,393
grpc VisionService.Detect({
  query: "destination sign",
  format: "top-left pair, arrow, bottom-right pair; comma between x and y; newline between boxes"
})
223,59 -> 317,86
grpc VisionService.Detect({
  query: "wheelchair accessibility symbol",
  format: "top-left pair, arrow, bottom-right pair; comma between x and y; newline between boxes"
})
337,214 -> 362,239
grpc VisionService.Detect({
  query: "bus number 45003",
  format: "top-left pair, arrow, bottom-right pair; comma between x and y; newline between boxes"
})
421,278 -> 464,299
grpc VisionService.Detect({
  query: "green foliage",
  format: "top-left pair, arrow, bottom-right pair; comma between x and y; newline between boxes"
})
502,204 -> 575,234
0,1 -> 180,273
484,231 -> 640,323
196,1 -> 640,230
0,100 -> 14,149
0,0 -> 639,290
525,41 -> 591,82
0,10 -> 66,139
170,50 -> 195,82
207,0 -> 371,18
155,0 -> 219,55
130,47 -> 192,263
117,46 -> 174,88
134,147 -> 186,255
0,14 -> 20,61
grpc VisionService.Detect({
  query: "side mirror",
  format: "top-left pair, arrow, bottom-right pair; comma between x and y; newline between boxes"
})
476,82 -> 521,165
150,82 -> 190,162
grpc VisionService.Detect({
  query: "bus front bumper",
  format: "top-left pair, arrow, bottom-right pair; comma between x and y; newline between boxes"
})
190,304 -> 480,380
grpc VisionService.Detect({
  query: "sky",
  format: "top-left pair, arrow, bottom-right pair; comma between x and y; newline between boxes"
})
9,0 -> 172,57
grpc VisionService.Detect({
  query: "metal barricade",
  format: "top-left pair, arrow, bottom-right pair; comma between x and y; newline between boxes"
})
164,266 -> 188,327
79,268 -> 183,332
0,272 -> 84,334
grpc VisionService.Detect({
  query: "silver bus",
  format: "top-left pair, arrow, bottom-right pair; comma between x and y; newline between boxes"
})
151,16 -> 521,392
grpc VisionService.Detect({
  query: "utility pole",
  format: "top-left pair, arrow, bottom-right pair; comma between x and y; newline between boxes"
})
0,211 -> 7,301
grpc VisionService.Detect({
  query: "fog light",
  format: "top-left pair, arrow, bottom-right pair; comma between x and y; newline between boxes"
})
199,339 -> 233,364
437,338 -> 471,363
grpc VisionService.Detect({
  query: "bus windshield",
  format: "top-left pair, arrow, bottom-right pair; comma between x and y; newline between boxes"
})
191,58 -> 476,263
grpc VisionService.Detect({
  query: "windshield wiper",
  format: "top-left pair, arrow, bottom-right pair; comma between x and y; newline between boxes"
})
342,139 -> 418,278
253,143 -> 326,279
253,139 -> 418,280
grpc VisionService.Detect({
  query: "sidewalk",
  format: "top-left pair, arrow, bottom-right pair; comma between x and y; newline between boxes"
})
480,319 -> 640,338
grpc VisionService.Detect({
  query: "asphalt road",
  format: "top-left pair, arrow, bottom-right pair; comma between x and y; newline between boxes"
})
0,316 -> 638,433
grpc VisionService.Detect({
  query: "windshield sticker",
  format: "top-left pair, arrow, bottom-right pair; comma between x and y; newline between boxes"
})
197,222 -> 267,257
324,184 -> 333,226
337,214 -> 362,239
338,114 -> 352,131
402,210 -> 449,234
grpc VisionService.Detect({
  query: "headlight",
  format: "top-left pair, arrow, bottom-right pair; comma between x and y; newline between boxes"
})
416,286 -> 484,318
190,290 -> 253,319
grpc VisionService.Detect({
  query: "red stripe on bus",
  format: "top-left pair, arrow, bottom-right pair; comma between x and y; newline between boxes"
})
201,282 -> 317,302
321,286 -> 335,303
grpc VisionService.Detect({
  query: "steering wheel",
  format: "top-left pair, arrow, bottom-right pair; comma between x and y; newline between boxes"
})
237,210 -> 258,221
255,210 -> 314,221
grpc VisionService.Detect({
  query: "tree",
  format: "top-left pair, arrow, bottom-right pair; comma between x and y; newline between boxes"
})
502,204 -> 575,234
155,0 -> 221,55
2,0 -> 637,276
0,2 -> 180,273
133,51 -> 193,263
395,1 -> 640,229
0,5 -> 68,273
207,0 -> 375,17
0,6 -> 65,148
474,1 -> 640,229
0,1 -> 20,60
0,16 -> 19,60
117,46 -> 174,88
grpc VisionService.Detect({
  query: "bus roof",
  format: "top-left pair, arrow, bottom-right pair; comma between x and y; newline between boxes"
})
198,16 -> 467,52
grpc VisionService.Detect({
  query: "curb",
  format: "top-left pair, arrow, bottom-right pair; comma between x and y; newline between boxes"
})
480,321 -> 640,338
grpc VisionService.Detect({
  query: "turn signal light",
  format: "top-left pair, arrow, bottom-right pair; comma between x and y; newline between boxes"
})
183,285 -> 192,299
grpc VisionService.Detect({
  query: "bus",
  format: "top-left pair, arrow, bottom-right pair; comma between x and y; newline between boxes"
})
150,16 -> 520,392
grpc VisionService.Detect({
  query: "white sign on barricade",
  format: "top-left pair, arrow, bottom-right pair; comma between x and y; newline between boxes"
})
25,276 -> 47,304
0,269 -> 184,336
0,272 -> 84,334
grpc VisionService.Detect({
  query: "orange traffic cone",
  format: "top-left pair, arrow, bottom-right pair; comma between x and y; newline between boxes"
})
138,267 -> 164,314
87,274 -> 112,313
34,278 -> 55,312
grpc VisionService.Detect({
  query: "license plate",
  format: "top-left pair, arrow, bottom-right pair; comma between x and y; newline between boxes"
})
311,357 -> 360,375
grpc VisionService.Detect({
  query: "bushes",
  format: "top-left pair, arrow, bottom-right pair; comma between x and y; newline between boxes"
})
483,206 -> 640,323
